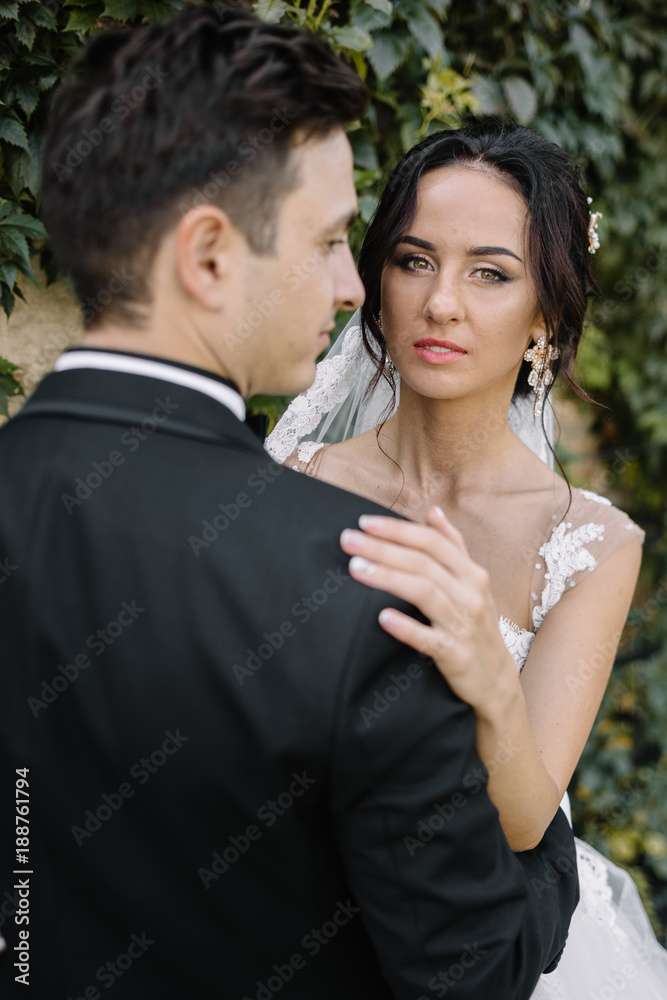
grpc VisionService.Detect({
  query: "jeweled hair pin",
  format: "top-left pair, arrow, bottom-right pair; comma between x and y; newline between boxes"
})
587,196 -> 602,254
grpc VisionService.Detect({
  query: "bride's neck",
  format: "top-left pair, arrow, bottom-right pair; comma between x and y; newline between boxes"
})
379,382 -> 520,498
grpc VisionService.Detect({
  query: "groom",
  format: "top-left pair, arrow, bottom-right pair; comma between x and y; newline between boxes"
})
0,5 -> 577,998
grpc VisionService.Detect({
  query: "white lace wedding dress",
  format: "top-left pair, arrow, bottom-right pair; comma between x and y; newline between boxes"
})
493,485 -> 667,998
284,439 -> 667,997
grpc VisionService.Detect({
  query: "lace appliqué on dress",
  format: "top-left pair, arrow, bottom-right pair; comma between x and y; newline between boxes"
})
498,516 -> 605,673
498,617 -> 534,673
296,441 -> 325,465
579,489 -> 612,506
532,521 -> 604,631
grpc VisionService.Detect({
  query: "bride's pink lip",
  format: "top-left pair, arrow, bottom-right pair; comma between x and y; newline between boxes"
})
413,338 -> 467,365
414,337 -> 466,351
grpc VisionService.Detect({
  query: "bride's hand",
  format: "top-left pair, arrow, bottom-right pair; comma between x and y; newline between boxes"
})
340,507 -> 516,714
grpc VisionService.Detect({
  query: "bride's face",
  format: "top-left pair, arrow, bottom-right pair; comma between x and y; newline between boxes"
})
380,165 -> 545,404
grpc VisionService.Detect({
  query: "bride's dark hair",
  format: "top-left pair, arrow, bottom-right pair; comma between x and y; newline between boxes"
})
358,117 -> 599,413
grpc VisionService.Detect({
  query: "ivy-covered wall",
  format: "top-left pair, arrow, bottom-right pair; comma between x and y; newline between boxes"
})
1,0 -> 666,930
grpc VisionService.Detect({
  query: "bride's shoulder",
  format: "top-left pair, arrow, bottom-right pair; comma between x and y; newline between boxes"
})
284,431 -> 377,482
567,486 -> 644,544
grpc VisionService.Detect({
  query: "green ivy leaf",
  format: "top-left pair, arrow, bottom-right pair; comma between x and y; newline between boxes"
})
254,0 -> 288,24
330,25 -> 373,52
2,212 -> 46,239
0,2 -> 19,18
28,4 -> 57,29
0,368 -> 24,415
405,4 -> 443,61
501,75 -> 538,124
363,0 -> 393,14
7,78 -> 39,117
0,115 -> 29,151
0,225 -> 30,268
101,0 -> 138,19
426,0 -> 450,15
0,262 -> 17,289
13,15 -> 35,49
64,7 -> 101,33
366,31 -> 406,80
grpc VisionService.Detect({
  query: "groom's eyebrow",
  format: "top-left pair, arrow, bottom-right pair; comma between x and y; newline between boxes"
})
321,210 -> 358,237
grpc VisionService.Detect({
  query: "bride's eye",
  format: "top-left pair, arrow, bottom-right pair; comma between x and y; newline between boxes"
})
473,266 -> 509,283
395,254 -> 433,272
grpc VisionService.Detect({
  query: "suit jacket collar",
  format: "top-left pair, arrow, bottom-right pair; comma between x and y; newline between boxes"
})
55,346 -> 245,418
15,365 -> 268,458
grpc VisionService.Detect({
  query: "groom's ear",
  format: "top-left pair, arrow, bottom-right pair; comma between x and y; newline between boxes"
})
174,204 -> 247,310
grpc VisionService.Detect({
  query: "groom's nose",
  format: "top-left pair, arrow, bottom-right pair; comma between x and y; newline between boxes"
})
334,242 -> 365,313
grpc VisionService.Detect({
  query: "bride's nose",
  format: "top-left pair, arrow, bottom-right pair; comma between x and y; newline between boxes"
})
423,273 -> 465,325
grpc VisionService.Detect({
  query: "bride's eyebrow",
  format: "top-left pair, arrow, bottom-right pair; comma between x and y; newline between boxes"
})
469,245 -> 522,262
397,235 -> 436,251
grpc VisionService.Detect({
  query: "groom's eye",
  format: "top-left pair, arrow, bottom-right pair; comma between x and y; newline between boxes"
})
325,238 -> 347,253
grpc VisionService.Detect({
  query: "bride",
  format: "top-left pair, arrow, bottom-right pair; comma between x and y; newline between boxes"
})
267,119 -> 667,997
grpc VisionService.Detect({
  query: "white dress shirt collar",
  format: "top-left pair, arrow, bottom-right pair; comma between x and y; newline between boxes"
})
53,349 -> 246,422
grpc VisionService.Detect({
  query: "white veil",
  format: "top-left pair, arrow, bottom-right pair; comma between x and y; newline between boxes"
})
266,308 -> 554,467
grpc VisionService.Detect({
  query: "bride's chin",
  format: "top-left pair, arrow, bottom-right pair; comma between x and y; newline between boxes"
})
396,373 -> 469,404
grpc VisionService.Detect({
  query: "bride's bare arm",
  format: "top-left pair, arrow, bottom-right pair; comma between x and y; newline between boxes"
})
339,508 -> 642,852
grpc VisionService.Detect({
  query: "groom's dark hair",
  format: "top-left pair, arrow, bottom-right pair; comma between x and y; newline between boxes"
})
42,2 -> 367,328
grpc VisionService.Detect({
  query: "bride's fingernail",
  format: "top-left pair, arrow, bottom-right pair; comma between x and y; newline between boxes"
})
349,556 -> 377,575
359,515 -> 385,530
432,505 -> 447,521
379,609 -> 396,625
340,528 -> 366,548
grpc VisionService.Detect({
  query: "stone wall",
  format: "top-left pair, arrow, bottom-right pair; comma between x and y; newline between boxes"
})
0,270 -> 83,420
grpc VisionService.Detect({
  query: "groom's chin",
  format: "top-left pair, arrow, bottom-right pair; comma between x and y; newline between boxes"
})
264,362 -> 318,399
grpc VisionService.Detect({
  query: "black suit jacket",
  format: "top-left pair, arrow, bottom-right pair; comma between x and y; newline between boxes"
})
0,360 -> 578,999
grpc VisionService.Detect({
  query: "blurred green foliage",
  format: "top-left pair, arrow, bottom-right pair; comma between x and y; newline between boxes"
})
0,0 -> 666,930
